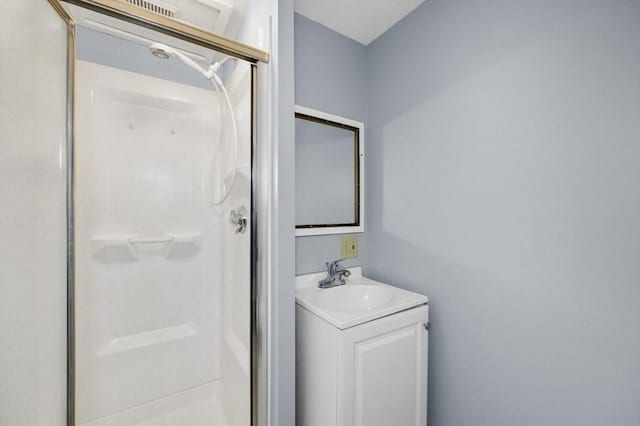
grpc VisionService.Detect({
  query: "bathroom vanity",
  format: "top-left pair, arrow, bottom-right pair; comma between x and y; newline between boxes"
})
295,268 -> 429,426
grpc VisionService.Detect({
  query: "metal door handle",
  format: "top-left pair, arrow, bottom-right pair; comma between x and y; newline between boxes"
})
230,206 -> 248,234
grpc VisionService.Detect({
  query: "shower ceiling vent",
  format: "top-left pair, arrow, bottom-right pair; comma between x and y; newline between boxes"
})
120,0 -> 178,18
115,0 -> 234,35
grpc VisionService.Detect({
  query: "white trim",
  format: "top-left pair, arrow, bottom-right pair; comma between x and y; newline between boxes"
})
257,58 -> 272,426
295,105 -> 364,130
296,226 -> 363,237
255,15 -> 273,426
294,105 -> 365,237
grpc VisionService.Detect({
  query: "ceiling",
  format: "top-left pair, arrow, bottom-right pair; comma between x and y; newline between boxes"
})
294,0 -> 425,45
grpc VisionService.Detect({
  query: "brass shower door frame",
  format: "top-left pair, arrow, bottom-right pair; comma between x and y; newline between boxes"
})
46,1 -> 270,425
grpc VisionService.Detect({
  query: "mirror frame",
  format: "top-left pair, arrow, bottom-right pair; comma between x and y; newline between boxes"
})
295,105 -> 364,236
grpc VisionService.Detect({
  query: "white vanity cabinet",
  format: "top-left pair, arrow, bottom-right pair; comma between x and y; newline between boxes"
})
295,268 -> 429,426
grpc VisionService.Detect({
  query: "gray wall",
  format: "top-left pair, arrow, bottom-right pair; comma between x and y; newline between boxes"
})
294,14 -> 368,274
365,1 -> 640,425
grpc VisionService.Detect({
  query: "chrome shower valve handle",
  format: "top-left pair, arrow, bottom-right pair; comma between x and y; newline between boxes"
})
230,206 -> 248,234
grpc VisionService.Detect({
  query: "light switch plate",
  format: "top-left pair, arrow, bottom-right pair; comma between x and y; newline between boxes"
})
340,236 -> 359,259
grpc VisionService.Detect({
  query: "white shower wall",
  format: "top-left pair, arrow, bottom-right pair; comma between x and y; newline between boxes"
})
74,60 -> 250,425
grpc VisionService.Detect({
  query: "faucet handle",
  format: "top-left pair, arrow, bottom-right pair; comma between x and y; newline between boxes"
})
328,258 -> 347,273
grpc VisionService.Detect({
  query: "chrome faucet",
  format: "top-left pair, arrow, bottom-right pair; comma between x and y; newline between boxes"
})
318,259 -> 351,289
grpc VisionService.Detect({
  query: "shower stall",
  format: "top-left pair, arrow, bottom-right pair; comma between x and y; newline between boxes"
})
0,1 -> 269,425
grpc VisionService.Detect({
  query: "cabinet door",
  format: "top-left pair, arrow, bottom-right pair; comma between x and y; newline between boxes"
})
338,306 -> 428,426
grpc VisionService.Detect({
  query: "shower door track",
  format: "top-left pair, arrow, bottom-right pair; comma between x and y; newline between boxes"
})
46,1 -> 270,425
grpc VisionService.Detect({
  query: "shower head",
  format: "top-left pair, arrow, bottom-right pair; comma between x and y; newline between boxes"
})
150,43 -> 172,59
149,42 -> 208,77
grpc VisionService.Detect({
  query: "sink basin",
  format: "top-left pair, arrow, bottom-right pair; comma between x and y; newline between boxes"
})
296,267 -> 428,329
313,284 -> 394,313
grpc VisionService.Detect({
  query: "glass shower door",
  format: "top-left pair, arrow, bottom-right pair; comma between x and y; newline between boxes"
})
72,19 -> 253,426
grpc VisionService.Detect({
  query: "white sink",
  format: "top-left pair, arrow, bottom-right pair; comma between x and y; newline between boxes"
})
296,267 -> 428,329
313,284 -> 394,313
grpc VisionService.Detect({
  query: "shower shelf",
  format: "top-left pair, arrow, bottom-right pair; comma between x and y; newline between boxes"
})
91,234 -> 203,262
98,323 -> 198,356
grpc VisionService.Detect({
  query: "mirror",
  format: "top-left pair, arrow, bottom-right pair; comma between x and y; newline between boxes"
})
295,105 -> 364,236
